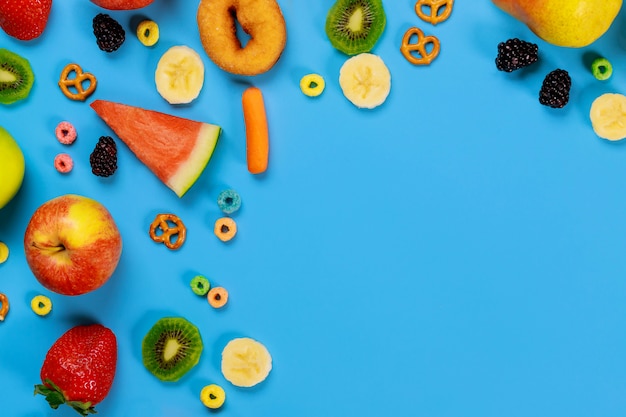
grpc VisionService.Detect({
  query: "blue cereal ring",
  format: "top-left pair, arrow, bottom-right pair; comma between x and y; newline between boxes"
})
217,189 -> 241,214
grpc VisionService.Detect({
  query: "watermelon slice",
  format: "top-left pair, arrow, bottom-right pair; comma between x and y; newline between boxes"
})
90,99 -> 221,197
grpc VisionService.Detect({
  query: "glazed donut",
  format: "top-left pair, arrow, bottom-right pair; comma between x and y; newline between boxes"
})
196,0 -> 287,76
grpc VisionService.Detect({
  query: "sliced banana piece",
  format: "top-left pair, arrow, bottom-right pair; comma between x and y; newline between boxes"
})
590,93 -> 626,141
339,52 -> 391,109
155,45 -> 205,104
221,337 -> 272,387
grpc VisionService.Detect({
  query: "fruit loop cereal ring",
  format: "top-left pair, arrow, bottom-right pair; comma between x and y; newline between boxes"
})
415,0 -> 454,25
58,63 -> 97,101
200,384 -> 226,409
54,153 -> 73,174
591,57 -> 612,81
0,241 -> 8,264
217,189 -> 241,214
400,27 -> 441,66
197,0 -> 287,76
0,292 -> 8,321
136,19 -> 159,47
149,213 -> 187,250
55,121 -> 77,145
191,275 -> 210,296
208,287 -> 228,308
300,73 -> 325,97
214,217 -> 237,242
31,295 -> 52,316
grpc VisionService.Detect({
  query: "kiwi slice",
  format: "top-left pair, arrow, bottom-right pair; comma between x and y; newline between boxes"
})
142,317 -> 203,382
325,0 -> 386,55
0,48 -> 34,105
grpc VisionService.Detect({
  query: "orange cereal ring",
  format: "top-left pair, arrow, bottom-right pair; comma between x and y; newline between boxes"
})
58,63 -> 97,101
415,0 -> 454,25
214,217 -> 237,242
0,292 -> 8,321
207,287 -> 228,308
196,0 -> 287,76
149,213 -> 187,250
400,27 -> 441,66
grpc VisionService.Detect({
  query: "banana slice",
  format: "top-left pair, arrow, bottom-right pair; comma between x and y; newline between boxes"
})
221,337 -> 272,387
590,93 -> 626,141
339,52 -> 391,109
155,45 -> 205,104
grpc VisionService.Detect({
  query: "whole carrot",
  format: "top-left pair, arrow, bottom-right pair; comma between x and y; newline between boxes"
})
242,86 -> 269,174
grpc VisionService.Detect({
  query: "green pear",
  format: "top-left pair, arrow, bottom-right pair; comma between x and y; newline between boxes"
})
492,0 -> 623,47
0,126 -> 25,209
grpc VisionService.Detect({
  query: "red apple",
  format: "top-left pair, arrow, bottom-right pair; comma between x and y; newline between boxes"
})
24,194 -> 122,296
90,0 -> 155,10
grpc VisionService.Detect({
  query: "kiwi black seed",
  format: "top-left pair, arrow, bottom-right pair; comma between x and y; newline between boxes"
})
325,0 -> 386,56
0,48 -> 35,105
142,316 -> 203,382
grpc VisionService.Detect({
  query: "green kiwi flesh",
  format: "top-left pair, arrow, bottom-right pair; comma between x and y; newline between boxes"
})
325,0 -> 386,55
142,317 -> 203,382
0,48 -> 34,105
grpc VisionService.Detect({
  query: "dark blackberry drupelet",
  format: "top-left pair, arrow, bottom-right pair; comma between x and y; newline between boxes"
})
90,136 -> 118,177
539,69 -> 571,108
93,13 -> 125,52
495,38 -> 539,72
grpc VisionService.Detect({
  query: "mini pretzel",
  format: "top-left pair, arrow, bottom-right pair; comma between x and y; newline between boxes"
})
58,63 -> 97,101
415,0 -> 454,25
400,27 -> 441,66
149,213 -> 187,250
0,292 -> 9,322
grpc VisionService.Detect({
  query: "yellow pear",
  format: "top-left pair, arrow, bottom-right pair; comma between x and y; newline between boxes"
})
492,0 -> 623,47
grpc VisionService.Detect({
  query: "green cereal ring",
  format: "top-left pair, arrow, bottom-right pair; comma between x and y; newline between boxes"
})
217,189 -> 241,214
200,384 -> 226,409
591,57 -> 612,81
136,20 -> 159,47
300,73 -> 325,97
31,295 -> 52,316
190,275 -> 210,296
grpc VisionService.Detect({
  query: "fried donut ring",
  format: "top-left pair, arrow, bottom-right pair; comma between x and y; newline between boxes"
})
197,0 -> 287,76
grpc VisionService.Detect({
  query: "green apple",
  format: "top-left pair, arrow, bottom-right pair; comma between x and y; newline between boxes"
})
0,126 -> 25,209
492,0 -> 623,47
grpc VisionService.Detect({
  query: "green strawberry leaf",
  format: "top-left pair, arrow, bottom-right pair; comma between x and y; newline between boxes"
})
34,379 -> 97,416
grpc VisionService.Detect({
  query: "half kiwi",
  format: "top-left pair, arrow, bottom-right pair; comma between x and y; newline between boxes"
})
0,48 -> 34,105
325,0 -> 386,56
142,317 -> 203,382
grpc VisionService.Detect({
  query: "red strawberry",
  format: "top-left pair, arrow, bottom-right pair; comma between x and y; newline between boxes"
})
90,0 -> 154,10
0,0 -> 52,41
35,324 -> 117,416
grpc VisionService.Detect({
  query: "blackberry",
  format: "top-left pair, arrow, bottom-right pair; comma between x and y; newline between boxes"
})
495,38 -> 538,72
90,136 -> 118,177
539,69 -> 571,108
93,13 -> 125,52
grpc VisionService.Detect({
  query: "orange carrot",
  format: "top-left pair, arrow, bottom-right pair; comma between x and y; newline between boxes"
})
242,86 -> 269,174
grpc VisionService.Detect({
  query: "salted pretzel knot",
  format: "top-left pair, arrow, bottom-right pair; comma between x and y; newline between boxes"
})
58,63 -> 97,101
400,27 -> 441,65
149,213 -> 187,250
415,0 -> 454,25
0,292 -> 9,322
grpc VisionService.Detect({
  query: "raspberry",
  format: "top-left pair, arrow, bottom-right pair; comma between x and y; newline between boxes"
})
92,13 -> 125,52
90,136 -> 118,177
539,69 -> 572,108
495,38 -> 538,72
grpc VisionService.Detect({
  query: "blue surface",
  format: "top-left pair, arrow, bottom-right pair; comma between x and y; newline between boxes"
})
2,0 -> 626,416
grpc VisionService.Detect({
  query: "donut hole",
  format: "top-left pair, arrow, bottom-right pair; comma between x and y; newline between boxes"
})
229,7 -> 251,48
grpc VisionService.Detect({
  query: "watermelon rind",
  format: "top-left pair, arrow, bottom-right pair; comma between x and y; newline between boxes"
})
168,123 -> 221,197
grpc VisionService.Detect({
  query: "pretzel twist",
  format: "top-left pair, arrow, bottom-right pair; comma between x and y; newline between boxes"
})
400,27 -> 441,66
149,213 -> 187,250
58,63 -> 97,101
415,0 -> 454,25
0,293 -> 9,322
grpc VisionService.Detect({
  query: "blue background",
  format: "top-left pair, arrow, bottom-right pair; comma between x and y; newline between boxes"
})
2,0 -> 626,416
